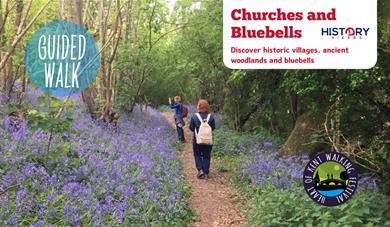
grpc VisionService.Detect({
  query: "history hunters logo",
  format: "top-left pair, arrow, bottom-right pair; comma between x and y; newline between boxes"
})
321,27 -> 370,39
303,152 -> 358,206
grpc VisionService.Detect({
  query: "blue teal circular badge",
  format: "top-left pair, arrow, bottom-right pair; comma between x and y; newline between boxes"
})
25,20 -> 100,96
303,152 -> 358,206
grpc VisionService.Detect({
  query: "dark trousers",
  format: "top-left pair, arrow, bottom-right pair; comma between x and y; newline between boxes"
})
174,115 -> 185,142
176,126 -> 185,142
193,142 -> 212,175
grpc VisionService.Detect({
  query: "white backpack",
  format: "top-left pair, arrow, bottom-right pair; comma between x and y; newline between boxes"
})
195,113 -> 213,145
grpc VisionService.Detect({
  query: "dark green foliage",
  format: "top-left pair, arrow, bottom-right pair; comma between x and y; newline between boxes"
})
246,188 -> 390,227
27,96 -> 73,133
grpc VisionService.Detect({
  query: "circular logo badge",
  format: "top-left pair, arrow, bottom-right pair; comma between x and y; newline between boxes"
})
25,20 -> 100,96
303,152 -> 358,206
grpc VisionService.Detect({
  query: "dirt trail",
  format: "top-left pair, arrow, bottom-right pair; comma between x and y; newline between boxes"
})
162,112 -> 245,227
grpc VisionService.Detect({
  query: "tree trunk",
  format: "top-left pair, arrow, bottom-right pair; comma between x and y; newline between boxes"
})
0,0 -> 51,71
100,0 -> 121,120
62,0 -> 98,118
290,92 -> 303,126
99,0 -> 107,97
0,0 -> 7,93
282,112 -> 329,157
4,0 -> 24,95
4,58 -> 13,95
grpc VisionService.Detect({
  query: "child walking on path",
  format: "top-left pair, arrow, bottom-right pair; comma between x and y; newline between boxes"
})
169,96 -> 186,142
189,99 -> 216,180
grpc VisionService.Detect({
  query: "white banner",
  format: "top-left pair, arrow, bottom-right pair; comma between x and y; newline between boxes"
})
223,0 -> 377,69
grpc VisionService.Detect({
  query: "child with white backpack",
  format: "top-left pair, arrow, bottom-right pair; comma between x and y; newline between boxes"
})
189,99 -> 216,180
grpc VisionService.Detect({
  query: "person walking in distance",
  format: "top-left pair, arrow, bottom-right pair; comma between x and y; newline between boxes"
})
189,99 -> 215,180
169,96 -> 188,143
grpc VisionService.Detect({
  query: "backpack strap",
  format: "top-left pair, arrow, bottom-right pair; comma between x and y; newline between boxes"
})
196,113 -> 211,123
195,113 -> 203,123
194,113 -> 201,137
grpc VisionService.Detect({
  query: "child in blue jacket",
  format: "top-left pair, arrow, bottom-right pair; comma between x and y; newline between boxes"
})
169,96 -> 185,142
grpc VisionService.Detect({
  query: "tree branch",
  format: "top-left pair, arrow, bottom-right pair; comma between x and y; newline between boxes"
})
151,22 -> 203,50
0,0 -> 53,70
0,1 -> 17,36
